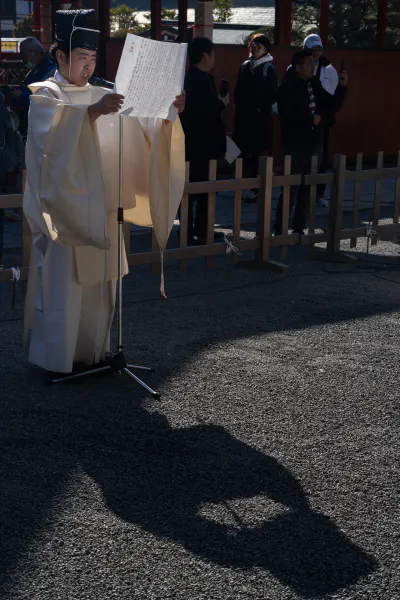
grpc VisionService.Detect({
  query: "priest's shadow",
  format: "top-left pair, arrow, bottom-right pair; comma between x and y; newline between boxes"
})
0,381 -> 377,598
79,396 -> 376,598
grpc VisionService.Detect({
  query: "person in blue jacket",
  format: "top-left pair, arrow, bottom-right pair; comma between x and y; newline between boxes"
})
10,37 -> 56,135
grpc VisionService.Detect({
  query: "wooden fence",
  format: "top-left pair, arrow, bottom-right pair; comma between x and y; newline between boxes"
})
1,152 -> 400,286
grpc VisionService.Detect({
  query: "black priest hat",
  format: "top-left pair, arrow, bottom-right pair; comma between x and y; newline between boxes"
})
55,9 -> 100,53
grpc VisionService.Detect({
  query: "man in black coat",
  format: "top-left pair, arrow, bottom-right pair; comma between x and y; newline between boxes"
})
179,37 -> 228,244
303,34 -> 340,206
274,50 -> 348,235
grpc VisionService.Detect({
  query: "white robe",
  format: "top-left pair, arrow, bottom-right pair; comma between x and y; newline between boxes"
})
23,76 -> 185,373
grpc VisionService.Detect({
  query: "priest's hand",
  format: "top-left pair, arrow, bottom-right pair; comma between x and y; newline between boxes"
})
173,90 -> 186,114
88,93 -> 125,121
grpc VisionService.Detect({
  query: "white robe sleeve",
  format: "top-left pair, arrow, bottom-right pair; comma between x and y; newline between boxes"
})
123,116 -> 186,250
148,117 -> 186,250
24,88 -> 109,250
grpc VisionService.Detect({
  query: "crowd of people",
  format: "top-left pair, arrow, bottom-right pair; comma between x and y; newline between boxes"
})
181,33 -> 348,241
1,30 -> 348,255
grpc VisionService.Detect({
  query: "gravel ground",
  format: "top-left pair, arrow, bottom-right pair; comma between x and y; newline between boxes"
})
1,246 -> 400,600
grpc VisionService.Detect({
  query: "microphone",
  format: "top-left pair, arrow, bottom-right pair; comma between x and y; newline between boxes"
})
89,76 -> 113,89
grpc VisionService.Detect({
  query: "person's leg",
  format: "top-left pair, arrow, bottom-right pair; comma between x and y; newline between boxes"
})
242,152 -> 252,179
250,152 -> 260,178
0,209 -> 4,268
317,125 -> 331,202
179,159 -> 206,243
292,183 -> 310,233
274,148 -> 307,235
28,242 -> 83,373
187,197 -> 195,241
244,152 -> 261,203
178,197 -> 195,243
292,145 -> 322,233
192,159 -> 211,240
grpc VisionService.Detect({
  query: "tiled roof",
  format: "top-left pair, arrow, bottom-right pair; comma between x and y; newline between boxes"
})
136,8 -> 275,27
213,29 -> 255,45
120,0 -> 274,8
224,8 -> 274,26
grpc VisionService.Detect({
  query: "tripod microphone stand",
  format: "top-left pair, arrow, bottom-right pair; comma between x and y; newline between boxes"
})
53,115 -> 159,398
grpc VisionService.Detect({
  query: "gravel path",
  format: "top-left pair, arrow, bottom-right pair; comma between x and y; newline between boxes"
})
1,250 -> 399,600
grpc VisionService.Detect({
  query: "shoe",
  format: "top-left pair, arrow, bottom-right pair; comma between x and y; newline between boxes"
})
176,229 -> 200,246
188,237 -> 201,246
317,197 -> 329,208
293,229 -> 305,236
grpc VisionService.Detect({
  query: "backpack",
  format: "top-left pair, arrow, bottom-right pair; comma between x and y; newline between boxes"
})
241,60 -> 278,115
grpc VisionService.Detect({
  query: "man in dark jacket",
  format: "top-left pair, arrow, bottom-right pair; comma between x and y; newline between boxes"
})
233,34 -> 278,201
274,50 -> 348,235
179,37 -> 228,244
304,34 -> 340,206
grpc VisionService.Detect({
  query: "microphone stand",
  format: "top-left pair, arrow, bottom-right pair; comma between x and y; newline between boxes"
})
53,115 -> 159,398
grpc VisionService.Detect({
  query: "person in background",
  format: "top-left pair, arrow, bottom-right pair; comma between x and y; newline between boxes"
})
0,91 -> 23,267
0,90 -> 5,268
233,33 -> 278,202
9,37 -> 56,135
274,50 -> 348,236
179,37 -> 228,244
303,34 -> 339,207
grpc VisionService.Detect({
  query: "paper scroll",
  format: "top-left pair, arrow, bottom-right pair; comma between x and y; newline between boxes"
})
114,34 -> 187,121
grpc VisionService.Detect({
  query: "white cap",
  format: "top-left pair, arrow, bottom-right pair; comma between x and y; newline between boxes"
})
304,34 -> 323,49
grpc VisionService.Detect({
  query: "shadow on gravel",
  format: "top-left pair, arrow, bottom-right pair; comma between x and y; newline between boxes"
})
1,269 -> 388,597
1,377 -> 377,599
81,404 -> 377,598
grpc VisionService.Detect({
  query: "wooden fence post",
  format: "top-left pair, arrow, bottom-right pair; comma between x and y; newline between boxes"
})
21,171 -> 31,293
206,160 -> 217,268
392,151 -> 400,244
350,153 -> 363,249
372,151 -> 384,246
256,157 -> 287,272
256,156 -> 266,255
256,156 -> 273,263
307,155 -> 319,257
280,155 -> 292,259
327,154 -> 346,256
232,158 -> 243,265
179,162 -> 190,272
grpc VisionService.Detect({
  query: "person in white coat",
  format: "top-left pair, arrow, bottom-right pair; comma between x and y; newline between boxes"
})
303,34 -> 340,207
23,9 -> 186,374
